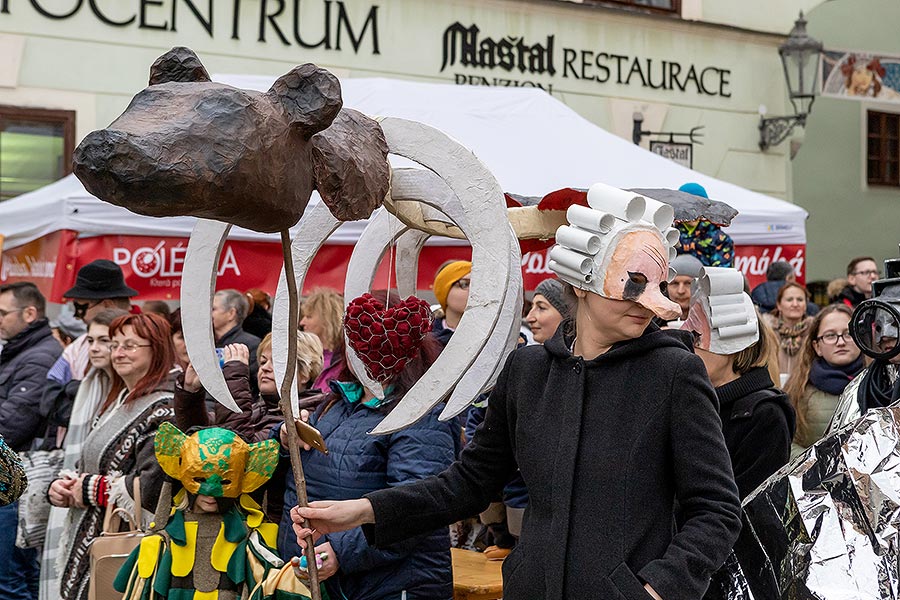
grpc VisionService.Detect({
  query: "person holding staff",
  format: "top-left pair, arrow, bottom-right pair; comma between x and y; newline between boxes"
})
290,184 -> 742,600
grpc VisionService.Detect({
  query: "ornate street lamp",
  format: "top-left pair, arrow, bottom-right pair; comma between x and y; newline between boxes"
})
759,12 -> 823,151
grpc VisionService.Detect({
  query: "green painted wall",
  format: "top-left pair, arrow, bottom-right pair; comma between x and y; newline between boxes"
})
796,0 -> 900,281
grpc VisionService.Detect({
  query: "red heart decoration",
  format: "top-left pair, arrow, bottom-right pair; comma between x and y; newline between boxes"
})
344,293 -> 433,383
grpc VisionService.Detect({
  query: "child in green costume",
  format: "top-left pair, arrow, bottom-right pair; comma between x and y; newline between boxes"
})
114,422 -> 314,600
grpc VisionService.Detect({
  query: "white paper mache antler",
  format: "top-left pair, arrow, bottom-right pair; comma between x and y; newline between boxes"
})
184,117 -> 523,434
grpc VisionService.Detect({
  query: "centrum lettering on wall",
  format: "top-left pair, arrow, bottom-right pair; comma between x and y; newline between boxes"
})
441,22 -> 731,98
0,0 -> 380,54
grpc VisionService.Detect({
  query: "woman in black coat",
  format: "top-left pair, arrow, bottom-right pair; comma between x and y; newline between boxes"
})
291,192 -> 742,600
693,317 -> 796,499
682,267 -> 796,500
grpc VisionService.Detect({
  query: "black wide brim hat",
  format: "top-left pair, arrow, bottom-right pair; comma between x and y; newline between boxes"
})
63,259 -> 139,299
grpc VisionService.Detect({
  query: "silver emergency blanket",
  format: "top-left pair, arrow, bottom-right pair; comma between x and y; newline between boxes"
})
708,406 -> 900,600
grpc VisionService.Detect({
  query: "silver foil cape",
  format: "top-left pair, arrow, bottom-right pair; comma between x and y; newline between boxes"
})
709,406 -> 900,600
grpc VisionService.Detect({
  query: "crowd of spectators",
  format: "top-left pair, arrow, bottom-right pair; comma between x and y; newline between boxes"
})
0,248 -> 890,600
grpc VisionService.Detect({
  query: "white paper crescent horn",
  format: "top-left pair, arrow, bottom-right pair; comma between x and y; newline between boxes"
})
181,218 -> 241,413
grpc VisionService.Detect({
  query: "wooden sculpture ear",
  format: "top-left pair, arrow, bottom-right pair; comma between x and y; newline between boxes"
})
312,109 -> 390,221
267,63 -> 343,139
149,46 -> 211,85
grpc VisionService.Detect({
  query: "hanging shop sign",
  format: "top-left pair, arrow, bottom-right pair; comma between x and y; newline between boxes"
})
821,49 -> 900,102
650,141 -> 693,169
440,22 -> 733,97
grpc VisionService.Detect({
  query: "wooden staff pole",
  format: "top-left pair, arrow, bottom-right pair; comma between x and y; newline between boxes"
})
278,230 -> 321,600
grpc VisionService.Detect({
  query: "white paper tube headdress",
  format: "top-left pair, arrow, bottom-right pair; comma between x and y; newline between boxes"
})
681,266 -> 759,355
549,182 -> 681,320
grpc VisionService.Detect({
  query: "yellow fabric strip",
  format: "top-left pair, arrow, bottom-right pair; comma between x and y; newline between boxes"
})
211,523 -> 239,573
137,535 -> 163,579
194,591 -> 219,600
258,523 -> 278,549
240,494 -> 264,529
170,521 -> 198,577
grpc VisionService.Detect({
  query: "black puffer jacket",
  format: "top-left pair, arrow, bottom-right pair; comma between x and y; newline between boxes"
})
364,322 -> 741,600
0,319 -> 62,451
714,367 -> 795,499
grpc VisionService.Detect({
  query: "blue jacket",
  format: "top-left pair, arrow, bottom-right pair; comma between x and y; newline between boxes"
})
279,383 -> 460,600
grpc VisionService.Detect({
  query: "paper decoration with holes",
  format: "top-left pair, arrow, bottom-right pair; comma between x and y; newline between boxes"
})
344,293 -> 433,384
681,267 -> 759,355
548,182 -> 681,320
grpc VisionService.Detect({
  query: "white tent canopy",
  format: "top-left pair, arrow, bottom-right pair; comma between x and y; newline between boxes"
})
0,77 -> 806,250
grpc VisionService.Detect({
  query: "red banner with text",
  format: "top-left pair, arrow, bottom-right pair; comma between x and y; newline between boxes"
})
1,232 -> 805,303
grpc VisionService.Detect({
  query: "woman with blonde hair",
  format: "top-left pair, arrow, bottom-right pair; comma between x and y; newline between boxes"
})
783,304 -> 864,457
300,288 -> 345,392
175,330 -> 324,524
681,268 -> 795,499
761,282 -> 815,383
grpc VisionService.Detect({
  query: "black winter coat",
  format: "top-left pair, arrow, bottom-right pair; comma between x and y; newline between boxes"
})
364,322 -> 742,600
714,367 -> 795,499
242,304 -> 272,340
0,319 -> 62,451
835,285 -> 867,309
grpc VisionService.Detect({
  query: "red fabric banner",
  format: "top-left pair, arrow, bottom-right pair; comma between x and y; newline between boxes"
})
1,232 -> 805,303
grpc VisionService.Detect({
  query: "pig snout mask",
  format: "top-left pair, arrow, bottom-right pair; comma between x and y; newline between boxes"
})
74,46 -> 390,233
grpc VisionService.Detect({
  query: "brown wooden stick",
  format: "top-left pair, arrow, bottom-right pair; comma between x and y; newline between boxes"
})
278,230 -> 322,600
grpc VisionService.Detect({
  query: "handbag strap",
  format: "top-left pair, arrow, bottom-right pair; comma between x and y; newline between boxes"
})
100,476 -> 142,533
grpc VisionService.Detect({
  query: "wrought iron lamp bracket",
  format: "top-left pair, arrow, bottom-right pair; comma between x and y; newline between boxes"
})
758,113 -> 806,151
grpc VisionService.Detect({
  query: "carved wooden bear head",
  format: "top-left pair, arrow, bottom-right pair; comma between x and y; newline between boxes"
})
74,47 -> 389,232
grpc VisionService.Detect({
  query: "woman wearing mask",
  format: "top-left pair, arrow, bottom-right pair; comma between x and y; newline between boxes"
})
40,308 -> 128,599
784,304 -> 864,458
48,313 -> 176,600
290,187 -> 741,600
762,282 -> 815,383
300,288 -> 346,393
684,268 -> 795,499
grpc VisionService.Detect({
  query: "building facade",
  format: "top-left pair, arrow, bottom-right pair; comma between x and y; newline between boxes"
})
0,0 -> 817,199
0,0 -> 838,299
795,0 -> 900,282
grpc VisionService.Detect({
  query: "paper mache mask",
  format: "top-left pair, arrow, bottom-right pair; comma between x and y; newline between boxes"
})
681,267 -> 758,355
548,182 -> 681,320
154,422 -> 279,498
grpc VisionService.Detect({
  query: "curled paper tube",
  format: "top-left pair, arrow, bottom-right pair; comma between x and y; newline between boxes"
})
550,260 -> 592,284
586,182 -> 645,222
699,268 -> 745,296
549,245 -> 594,275
555,225 -> 602,255
708,293 -> 746,307
710,305 -> 749,321
664,228 -> 680,247
566,205 -> 616,234
667,267 -> 677,282
668,246 -> 677,262
642,198 -> 675,231
710,311 -> 751,328
717,321 -> 758,339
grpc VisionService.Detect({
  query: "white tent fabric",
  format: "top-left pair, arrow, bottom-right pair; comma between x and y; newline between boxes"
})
0,77 -> 806,250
